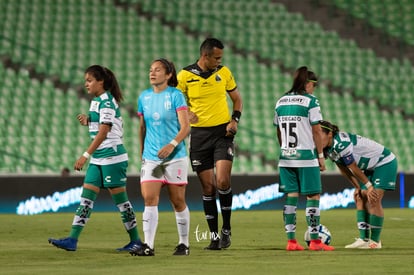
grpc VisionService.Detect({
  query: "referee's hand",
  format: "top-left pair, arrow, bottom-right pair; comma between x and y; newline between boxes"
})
188,111 -> 198,124
226,120 -> 238,137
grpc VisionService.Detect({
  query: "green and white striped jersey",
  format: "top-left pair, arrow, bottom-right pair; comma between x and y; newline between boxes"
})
327,132 -> 395,170
88,92 -> 128,165
274,92 -> 323,167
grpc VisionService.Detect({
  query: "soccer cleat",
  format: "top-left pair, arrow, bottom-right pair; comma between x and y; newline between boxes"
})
286,239 -> 304,251
129,243 -> 155,256
173,243 -> 190,256
368,240 -> 382,249
220,229 -> 231,249
345,238 -> 369,249
204,240 -> 221,250
309,239 -> 335,251
116,240 -> 143,252
48,237 -> 78,251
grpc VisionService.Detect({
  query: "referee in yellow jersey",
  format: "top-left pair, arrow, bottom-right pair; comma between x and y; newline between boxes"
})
177,38 -> 243,250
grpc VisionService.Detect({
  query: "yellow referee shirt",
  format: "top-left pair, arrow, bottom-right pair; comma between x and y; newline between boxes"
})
177,64 -> 237,127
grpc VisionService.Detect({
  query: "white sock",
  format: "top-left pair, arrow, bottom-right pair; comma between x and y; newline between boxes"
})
175,206 -> 190,247
142,206 -> 158,249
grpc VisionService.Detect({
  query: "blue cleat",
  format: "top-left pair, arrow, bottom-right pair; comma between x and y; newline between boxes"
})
116,240 -> 143,252
48,237 -> 78,251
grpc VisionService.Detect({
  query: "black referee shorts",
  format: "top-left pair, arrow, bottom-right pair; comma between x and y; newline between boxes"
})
189,123 -> 235,172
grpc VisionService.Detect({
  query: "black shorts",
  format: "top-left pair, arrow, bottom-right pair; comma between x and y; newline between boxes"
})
189,123 -> 235,172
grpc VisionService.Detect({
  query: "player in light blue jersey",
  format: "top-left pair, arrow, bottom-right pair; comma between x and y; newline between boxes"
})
129,58 -> 190,257
49,65 -> 142,252
320,120 -> 397,249
274,66 -> 334,251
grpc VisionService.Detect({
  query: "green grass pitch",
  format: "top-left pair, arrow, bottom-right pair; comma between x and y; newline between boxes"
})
1,209 -> 413,274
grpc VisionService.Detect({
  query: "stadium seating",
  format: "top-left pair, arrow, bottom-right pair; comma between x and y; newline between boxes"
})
0,0 -> 413,174
332,0 -> 414,45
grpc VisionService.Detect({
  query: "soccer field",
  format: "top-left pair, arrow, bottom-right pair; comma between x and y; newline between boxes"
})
1,209 -> 413,274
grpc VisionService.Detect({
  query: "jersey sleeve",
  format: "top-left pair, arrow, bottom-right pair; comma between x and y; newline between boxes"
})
308,96 -> 323,124
224,66 -> 237,92
99,100 -> 115,125
273,105 -> 279,127
332,133 -> 355,165
173,89 -> 188,111
137,94 -> 143,117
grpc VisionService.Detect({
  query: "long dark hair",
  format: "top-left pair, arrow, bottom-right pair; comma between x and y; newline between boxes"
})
153,58 -> 178,87
320,120 -> 340,158
85,65 -> 123,102
320,120 -> 340,136
288,66 -> 318,95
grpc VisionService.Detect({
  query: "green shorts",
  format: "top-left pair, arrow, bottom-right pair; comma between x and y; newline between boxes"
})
84,161 -> 128,188
362,158 -> 398,191
279,166 -> 321,195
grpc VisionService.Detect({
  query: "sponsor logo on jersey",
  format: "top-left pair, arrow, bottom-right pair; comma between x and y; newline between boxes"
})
90,101 -> 100,112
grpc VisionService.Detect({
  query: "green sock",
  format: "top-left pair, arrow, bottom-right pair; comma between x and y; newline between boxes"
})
370,214 -> 384,243
70,188 -> 98,239
112,191 -> 140,241
283,196 -> 298,240
306,200 -> 320,240
356,210 -> 370,240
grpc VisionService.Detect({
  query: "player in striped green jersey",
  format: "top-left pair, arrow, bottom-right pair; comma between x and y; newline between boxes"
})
274,66 -> 334,251
49,65 -> 142,252
320,120 -> 397,249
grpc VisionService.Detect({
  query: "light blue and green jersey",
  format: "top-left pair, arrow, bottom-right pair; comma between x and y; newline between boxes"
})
274,92 -> 323,168
88,92 -> 128,165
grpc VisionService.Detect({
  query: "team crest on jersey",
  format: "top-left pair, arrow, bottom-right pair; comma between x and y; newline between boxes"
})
164,94 -> 172,110
215,74 -> 221,82
164,100 -> 172,110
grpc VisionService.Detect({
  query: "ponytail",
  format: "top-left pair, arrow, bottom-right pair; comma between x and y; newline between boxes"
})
85,65 -> 123,103
288,66 -> 318,94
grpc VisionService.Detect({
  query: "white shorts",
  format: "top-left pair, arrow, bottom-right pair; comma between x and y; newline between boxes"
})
140,157 -> 189,185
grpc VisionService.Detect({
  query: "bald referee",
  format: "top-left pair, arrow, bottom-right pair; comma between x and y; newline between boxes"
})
177,38 -> 243,250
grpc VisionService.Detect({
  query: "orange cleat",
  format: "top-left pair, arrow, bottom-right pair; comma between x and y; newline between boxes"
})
286,239 -> 305,251
309,239 -> 335,251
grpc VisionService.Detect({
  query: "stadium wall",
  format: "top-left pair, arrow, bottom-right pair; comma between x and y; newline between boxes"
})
0,174 -> 411,215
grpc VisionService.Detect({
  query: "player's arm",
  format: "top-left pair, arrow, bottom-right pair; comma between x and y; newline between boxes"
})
336,162 -> 360,189
157,108 -> 190,159
276,126 -> 282,146
85,123 -> 111,155
312,123 -> 326,171
342,158 -> 378,203
226,88 -> 243,136
138,115 -> 146,159
74,123 -> 111,171
175,108 -> 190,143
77,114 -> 89,126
